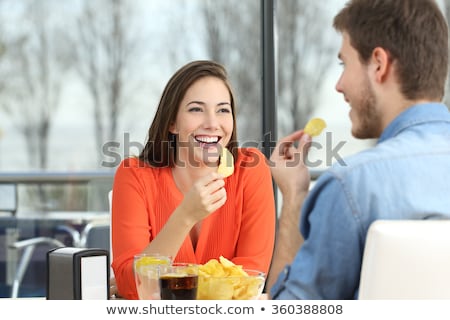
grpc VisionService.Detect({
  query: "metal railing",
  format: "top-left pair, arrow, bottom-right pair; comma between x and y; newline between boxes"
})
0,171 -> 114,297
0,168 -> 324,297
0,171 -> 114,213
0,168 -> 324,215
0,170 -> 115,184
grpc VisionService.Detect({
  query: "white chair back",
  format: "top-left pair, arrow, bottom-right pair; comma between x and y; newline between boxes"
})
359,219 -> 450,299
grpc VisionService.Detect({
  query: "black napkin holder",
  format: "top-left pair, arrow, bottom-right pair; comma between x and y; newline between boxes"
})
46,247 -> 110,300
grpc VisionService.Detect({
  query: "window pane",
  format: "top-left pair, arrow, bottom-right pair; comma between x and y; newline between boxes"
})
276,0 -> 374,172
0,0 -> 261,298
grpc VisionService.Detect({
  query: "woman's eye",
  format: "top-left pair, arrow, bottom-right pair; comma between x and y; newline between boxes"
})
218,107 -> 231,113
188,107 -> 202,112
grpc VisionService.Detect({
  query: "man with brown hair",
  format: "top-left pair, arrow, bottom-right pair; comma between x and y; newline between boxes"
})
268,0 -> 450,299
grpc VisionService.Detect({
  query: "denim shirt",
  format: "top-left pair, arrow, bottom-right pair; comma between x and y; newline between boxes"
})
270,103 -> 450,300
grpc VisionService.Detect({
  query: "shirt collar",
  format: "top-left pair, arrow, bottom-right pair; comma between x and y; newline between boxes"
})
378,102 -> 450,143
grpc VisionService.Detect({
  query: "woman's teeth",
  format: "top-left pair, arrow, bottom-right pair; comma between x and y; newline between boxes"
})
195,136 -> 219,144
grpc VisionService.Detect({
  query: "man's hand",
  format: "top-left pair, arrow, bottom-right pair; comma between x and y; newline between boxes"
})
269,130 -> 312,203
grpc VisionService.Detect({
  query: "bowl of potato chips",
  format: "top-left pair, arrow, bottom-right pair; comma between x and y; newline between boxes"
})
197,256 -> 266,300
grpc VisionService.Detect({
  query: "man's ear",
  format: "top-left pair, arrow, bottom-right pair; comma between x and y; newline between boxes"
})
371,47 -> 391,83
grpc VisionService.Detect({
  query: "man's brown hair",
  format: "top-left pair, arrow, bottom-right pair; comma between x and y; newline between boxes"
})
334,0 -> 448,101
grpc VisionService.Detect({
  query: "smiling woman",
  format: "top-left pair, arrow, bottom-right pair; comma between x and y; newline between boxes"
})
168,76 -> 234,168
110,60 -> 276,300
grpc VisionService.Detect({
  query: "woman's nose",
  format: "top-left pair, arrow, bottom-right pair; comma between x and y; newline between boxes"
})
203,111 -> 220,129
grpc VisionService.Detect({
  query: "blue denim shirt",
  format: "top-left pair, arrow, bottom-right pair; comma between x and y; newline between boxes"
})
270,103 -> 450,300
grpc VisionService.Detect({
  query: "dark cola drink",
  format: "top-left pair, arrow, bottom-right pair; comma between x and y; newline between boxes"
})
159,274 -> 198,300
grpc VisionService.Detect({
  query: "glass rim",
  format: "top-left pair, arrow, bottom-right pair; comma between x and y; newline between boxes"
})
134,253 -> 173,259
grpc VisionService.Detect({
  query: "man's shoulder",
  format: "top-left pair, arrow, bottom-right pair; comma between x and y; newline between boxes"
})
325,146 -> 380,177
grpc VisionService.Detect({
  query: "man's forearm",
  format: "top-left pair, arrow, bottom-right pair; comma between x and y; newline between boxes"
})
266,194 -> 306,295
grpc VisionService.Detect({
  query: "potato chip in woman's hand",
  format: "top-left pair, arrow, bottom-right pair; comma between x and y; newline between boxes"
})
217,147 -> 234,177
304,118 -> 327,137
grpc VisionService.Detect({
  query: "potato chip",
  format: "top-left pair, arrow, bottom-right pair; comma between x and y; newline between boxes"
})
200,259 -> 225,276
219,256 -> 236,269
304,118 -> 327,137
233,278 -> 259,300
197,256 -> 265,300
198,277 -> 234,300
217,147 -> 234,177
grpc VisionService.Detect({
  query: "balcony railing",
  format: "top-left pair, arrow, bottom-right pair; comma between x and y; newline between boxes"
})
0,168 -> 324,297
0,171 -> 114,298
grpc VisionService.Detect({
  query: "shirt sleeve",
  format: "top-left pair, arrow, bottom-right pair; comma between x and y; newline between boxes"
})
270,171 -> 364,299
232,148 -> 276,275
111,158 -> 152,300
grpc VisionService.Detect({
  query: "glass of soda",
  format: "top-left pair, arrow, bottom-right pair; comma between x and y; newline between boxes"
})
159,263 -> 198,300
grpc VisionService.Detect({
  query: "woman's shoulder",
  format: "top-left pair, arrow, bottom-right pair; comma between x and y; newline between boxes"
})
117,157 -> 168,177
115,157 -> 171,187
119,156 -> 150,170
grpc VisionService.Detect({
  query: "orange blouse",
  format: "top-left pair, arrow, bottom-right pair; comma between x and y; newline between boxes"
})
111,147 -> 276,299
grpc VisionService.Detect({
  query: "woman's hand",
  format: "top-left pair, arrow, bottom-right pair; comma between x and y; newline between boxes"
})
140,172 -> 227,262
179,172 -> 226,223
